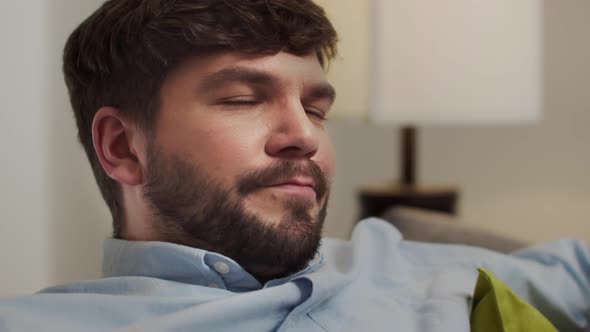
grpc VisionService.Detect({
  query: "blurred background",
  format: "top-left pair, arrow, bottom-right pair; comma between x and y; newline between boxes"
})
0,0 -> 588,296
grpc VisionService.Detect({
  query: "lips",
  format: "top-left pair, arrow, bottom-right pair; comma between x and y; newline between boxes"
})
265,178 -> 318,199
268,178 -> 315,190
236,160 -> 327,202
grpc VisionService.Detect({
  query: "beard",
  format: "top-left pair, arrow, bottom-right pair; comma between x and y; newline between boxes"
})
141,144 -> 329,282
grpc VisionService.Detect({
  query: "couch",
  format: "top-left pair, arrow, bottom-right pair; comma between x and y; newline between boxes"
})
379,206 -> 529,254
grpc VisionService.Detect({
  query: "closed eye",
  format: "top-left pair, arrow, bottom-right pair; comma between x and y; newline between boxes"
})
305,107 -> 327,121
216,96 -> 261,107
222,100 -> 259,106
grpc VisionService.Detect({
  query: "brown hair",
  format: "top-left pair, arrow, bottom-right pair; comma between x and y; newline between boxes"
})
63,0 -> 338,237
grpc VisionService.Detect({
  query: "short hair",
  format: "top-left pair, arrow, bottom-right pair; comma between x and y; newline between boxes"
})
63,0 -> 338,237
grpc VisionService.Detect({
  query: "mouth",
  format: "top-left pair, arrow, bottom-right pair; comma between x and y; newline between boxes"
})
264,178 -> 317,200
236,161 -> 327,203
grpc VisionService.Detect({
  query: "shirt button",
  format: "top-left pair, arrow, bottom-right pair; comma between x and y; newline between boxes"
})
214,261 -> 230,274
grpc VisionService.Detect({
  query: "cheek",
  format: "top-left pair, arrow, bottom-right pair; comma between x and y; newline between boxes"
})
180,123 -> 267,181
315,135 -> 336,182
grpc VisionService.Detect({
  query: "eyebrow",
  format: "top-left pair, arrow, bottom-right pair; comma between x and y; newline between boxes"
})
305,83 -> 337,106
199,67 -> 277,93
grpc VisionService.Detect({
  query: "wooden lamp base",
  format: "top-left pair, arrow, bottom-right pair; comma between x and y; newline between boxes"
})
358,184 -> 459,220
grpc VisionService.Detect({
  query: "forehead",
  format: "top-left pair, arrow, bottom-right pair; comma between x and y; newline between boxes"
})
162,51 -> 329,92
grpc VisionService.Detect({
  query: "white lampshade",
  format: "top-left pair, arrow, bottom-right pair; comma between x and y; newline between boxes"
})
370,0 -> 542,126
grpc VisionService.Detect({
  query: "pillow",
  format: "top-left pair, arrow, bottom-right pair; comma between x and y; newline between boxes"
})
470,267 -> 558,332
381,206 -> 529,254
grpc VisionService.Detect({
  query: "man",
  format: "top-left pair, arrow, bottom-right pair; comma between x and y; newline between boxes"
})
0,0 -> 589,331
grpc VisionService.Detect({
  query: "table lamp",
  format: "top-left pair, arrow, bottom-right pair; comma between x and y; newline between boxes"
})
321,0 -> 542,218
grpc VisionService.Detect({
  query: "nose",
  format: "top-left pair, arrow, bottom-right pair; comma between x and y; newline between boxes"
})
265,101 -> 319,159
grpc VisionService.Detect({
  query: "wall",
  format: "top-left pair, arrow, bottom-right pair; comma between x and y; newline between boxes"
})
0,1 -> 51,296
0,0 -> 110,296
320,0 -> 590,243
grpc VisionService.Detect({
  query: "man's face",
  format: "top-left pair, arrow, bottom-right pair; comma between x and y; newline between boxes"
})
141,51 -> 335,281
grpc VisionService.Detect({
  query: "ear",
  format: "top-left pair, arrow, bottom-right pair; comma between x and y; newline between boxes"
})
92,107 -> 144,186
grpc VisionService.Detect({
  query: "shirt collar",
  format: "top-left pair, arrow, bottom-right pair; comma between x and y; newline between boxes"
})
102,238 -> 324,292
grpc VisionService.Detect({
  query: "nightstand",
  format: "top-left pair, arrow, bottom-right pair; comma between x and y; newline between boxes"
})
358,184 -> 459,220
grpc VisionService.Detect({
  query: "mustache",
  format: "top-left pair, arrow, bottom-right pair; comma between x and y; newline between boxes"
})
236,160 -> 328,202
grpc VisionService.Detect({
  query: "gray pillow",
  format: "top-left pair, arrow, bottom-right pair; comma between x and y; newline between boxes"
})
380,206 -> 529,254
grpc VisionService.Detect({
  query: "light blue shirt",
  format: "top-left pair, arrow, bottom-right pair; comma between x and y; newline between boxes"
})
1,218 -> 589,331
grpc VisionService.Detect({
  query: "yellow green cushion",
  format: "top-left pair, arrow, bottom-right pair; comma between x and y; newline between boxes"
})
470,267 -> 558,332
